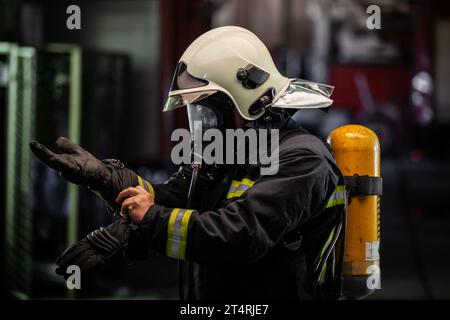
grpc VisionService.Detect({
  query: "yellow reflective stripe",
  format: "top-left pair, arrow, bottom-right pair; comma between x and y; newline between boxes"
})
231,180 -> 241,188
314,227 -> 337,285
145,180 -> 155,198
315,227 -> 335,271
90,189 -> 102,198
166,208 -> 194,260
315,185 -> 345,281
137,175 -> 155,198
230,178 -> 255,188
166,208 -> 180,258
137,176 -> 144,188
226,178 -> 256,199
178,209 -> 194,260
227,189 -> 246,199
240,178 -> 255,187
326,185 -> 346,208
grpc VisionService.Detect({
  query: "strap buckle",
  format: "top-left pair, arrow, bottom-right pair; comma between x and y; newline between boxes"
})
343,175 -> 383,196
283,230 -> 303,251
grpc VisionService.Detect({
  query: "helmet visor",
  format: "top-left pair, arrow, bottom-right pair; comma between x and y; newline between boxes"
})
170,61 -> 208,91
164,90 -> 217,112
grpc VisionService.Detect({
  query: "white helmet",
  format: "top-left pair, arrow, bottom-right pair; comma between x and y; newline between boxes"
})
164,26 -> 334,121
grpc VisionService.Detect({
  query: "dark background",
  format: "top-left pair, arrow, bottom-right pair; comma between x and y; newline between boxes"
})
1,0 -> 450,299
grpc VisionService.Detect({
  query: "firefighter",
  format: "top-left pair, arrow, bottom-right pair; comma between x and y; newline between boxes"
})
30,26 -> 345,300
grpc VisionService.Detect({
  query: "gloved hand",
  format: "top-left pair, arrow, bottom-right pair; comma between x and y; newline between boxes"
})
30,137 -> 113,190
55,218 -> 130,278
30,137 -> 139,210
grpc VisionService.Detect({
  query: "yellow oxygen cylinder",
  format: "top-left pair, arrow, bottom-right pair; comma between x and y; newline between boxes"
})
327,125 -> 381,299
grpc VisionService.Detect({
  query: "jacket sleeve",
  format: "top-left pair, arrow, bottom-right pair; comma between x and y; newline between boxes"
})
94,163 -> 191,211
150,166 -> 192,208
128,135 -> 340,264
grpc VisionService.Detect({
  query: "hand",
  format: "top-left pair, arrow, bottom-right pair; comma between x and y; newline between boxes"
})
116,186 -> 154,223
30,137 -> 110,190
55,218 -> 129,278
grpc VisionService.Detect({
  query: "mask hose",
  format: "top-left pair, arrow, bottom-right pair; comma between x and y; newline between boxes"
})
178,163 -> 201,300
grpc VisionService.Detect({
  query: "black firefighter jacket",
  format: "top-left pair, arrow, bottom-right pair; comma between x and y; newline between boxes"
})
118,121 -> 345,300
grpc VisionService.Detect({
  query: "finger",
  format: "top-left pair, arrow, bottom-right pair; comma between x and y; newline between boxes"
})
55,242 -> 88,274
135,185 -> 147,193
55,265 -> 65,276
137,185 -> 154,200
116,187 -> 139,204
56,136 -> 98,159
30,140 -> 77,173
59,252 -> 93,280
56,240 -> 88,266
58,250 -> 94,277
121,197 -> 137,213
30,140 -> 57,164
57,242 -> 92,271
80,255 -> 104,272
56,244 -> 76,265
42,154 -> 78,176
56,246 -> 81,271
121,198 -> 134,213
55,136 -> 80,153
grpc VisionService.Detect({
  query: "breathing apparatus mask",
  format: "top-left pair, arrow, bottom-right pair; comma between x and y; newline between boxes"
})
186,92 -> 237,166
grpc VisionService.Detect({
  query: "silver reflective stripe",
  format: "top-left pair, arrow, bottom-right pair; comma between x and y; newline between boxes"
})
326,185 -> 346,208
170,209 -> 185,258
226,178 -> 255,199
228,183 -> 250,194
166,208 -> 194,260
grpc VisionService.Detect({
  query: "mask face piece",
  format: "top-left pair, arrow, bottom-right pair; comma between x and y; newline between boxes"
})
187,103 -> 221,135
187,103 -> 222,166
186,93 -> 240,166
186,91 -> 238,133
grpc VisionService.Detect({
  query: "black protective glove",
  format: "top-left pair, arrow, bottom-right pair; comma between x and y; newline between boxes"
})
55,218 -> 130,278
30,137 -> 139,210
